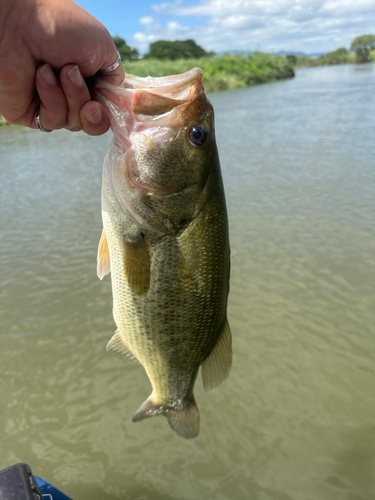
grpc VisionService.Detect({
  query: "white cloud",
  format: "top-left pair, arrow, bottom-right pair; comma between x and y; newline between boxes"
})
139,17 -> 154,26
134,19 -> 192,51
133,0 -> 375,54
167,21 -> 190,33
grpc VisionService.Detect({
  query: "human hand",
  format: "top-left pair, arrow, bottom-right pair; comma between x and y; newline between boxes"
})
0,0 -> 125,135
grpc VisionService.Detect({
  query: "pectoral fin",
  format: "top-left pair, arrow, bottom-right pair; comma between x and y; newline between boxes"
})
124,234 -> 150,294
97,229 -> 111,280
106,331 -> 139,363
201,317 -> 232,391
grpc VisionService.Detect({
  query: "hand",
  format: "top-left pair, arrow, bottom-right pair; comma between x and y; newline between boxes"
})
0,0 -> 125,135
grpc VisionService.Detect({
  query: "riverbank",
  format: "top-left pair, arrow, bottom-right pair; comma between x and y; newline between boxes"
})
295,48 -> 375,68
124,53 -> 295,92
0,53 -> 294,126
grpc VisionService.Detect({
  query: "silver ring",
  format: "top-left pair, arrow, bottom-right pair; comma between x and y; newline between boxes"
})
35,109 -> 52,133
99,51 -> 121,74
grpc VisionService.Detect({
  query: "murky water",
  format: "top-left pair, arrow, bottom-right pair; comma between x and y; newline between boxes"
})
1,63 -> 374,500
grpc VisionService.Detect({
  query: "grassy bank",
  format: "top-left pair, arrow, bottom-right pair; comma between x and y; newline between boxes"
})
124,53 -> 294,92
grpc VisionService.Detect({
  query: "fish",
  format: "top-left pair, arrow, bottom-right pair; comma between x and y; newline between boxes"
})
94,68 -> 231,439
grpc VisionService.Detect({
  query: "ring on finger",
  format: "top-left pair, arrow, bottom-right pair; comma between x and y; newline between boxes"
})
99,51 -> 121,74
35,109 -> 53,133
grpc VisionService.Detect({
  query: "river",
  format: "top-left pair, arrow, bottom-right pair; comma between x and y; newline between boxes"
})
1,63 -> 374,500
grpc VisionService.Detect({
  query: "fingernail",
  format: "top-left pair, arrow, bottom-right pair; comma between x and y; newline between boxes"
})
67,65 -> 84,87
86,106 -> 102,124
40,64 -> 57,85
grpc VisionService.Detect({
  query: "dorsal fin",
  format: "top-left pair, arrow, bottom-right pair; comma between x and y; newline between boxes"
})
106,331 -> 139,363
201,317 -> 232,391
124,234 -> 150,294
97,228 -> 111,280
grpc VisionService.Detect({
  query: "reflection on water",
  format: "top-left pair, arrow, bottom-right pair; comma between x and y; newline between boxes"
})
1,63 -> 374,500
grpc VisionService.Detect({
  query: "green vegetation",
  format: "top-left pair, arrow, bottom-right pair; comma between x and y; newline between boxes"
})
323,47 -> 349,64
114,38 -> 293,92
285,54 -> 297,66
112,36 -> 139,61
124,52 -> 294,92
350,34 -> 375,62
293,34 -> 375,67
295,47 -> 352,67
144,39 -> 213,60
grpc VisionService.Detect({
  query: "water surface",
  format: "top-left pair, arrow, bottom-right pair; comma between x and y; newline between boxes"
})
1,63 -> 374,500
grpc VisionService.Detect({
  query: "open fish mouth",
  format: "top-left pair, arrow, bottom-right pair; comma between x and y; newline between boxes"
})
94,68 -> 206,148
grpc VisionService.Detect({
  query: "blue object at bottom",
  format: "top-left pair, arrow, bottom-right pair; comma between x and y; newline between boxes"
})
35,476 -> 74,500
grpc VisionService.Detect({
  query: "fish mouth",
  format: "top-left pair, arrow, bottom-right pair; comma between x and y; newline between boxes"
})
94,68 -> 205,148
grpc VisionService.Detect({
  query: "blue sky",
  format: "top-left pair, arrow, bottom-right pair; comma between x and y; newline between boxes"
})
75,0 -> 375,55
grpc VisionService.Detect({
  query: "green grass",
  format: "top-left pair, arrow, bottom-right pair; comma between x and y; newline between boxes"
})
124,53 -> 294,92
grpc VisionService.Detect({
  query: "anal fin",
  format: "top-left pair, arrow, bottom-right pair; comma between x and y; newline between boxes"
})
106,331 -> 139,363
97,228 -> 111,280
201,317 -> 232,391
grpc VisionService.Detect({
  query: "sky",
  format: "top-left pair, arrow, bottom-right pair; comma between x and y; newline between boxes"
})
76,0 -> 375,55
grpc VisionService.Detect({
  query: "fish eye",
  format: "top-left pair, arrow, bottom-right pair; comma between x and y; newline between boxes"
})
188,124 -> 208,146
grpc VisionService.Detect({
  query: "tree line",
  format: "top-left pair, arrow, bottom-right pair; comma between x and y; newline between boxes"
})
113,33 -> 375,66
112,36 -> 213,61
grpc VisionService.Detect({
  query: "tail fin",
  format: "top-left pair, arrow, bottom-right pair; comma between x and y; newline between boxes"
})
166,397 -> 199,440
132,396 -> 200,440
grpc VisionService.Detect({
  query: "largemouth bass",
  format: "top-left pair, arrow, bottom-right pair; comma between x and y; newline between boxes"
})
95,68 -> 231,439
